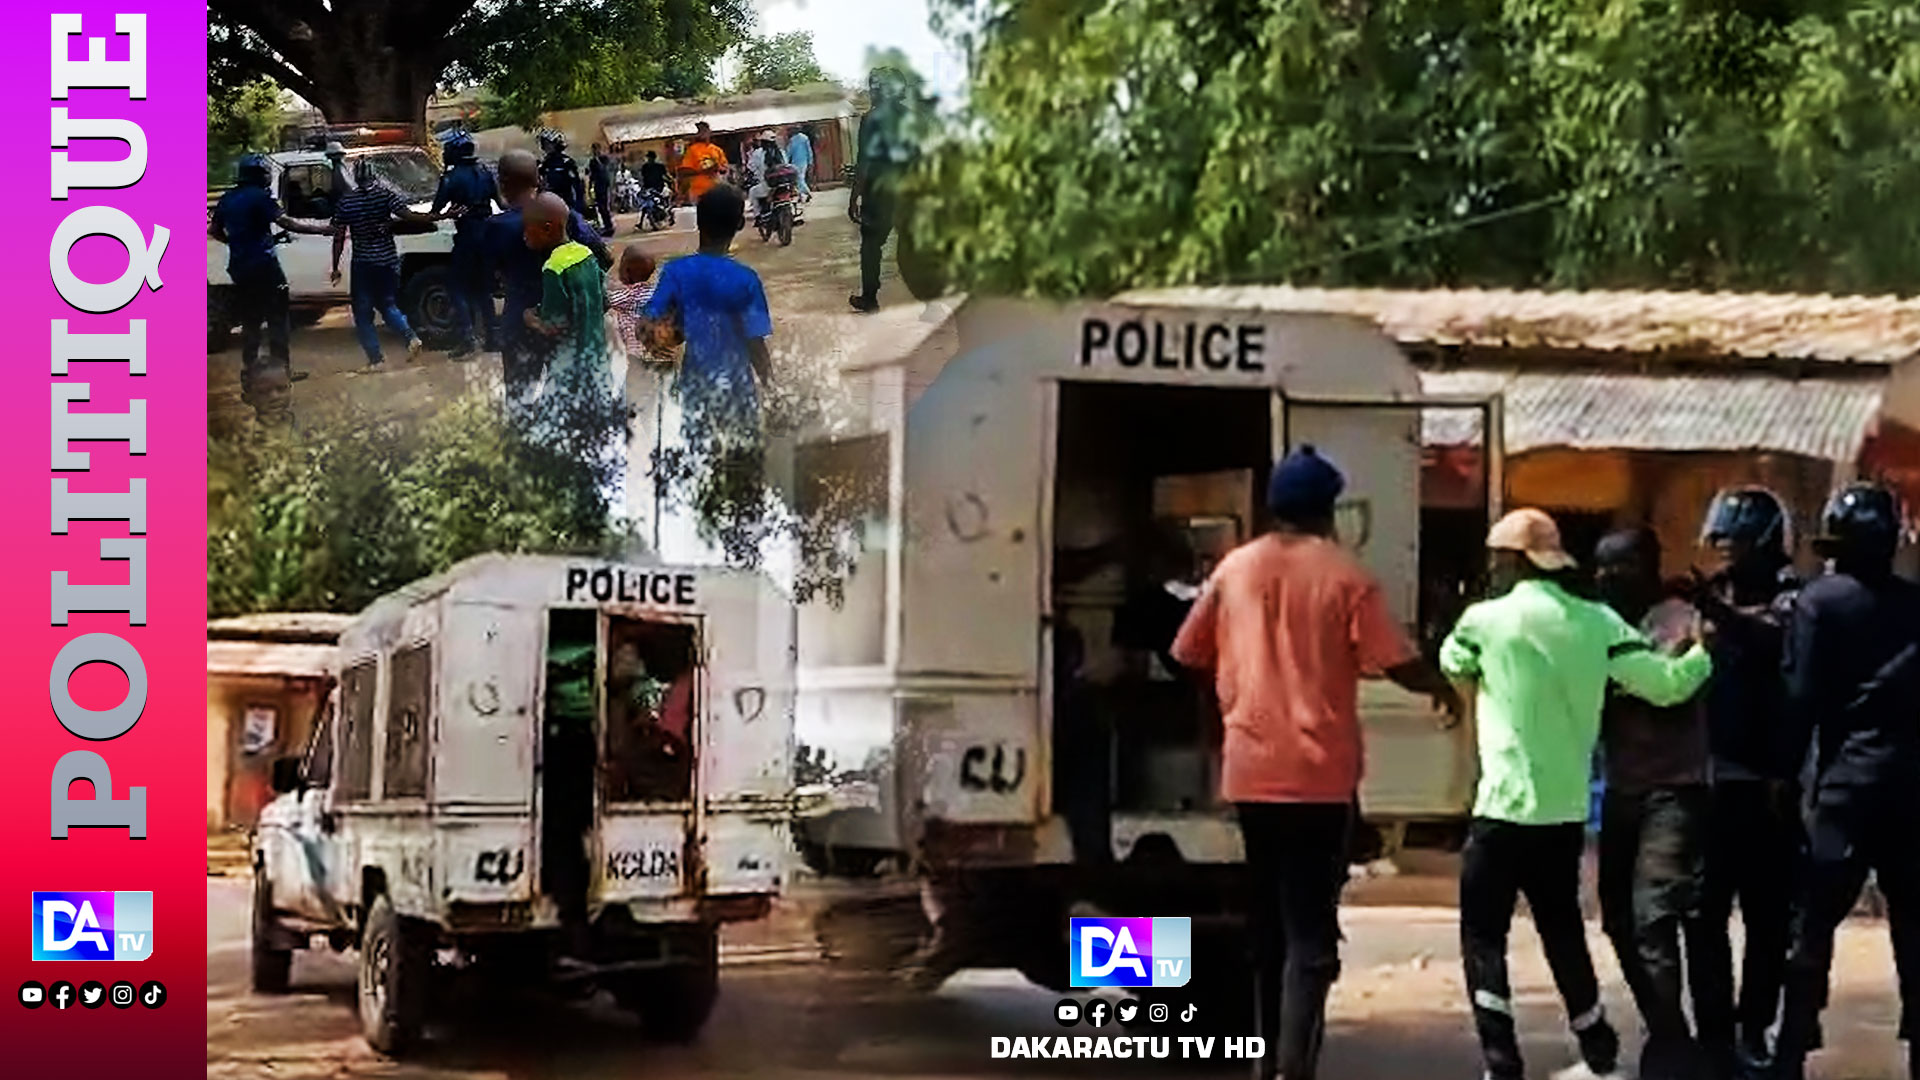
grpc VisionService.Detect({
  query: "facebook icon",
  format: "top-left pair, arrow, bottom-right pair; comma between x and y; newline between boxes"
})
1069,916 -> 1192,988
32,892 -> 154,961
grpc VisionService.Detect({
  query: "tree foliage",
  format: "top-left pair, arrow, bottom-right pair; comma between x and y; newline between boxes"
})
913,0 -> 1920,297
458,0 -> 751,130
208,78 -> 285,185
733,31 -> 830,93
209,392 -> 630,618
209,0 -> 749,132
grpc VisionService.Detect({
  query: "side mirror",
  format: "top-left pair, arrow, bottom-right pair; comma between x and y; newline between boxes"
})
270,756 -> 304,795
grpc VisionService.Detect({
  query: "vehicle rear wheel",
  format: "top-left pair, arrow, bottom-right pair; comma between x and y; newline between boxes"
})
614,928 -> 720,1043
358,894 -> 431,1056
399,264 -> 457,349
777,206 -> 794,247
208,286 -> 234,353
250,872 -> 293,994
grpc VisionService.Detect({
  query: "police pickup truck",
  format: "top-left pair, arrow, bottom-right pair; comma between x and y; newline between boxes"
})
250,554 -> 797,1055
208,143 -> 460,353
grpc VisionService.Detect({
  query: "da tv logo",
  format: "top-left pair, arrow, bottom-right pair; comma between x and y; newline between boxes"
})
32,892 -> 153,961
1068,917 -> 1191,988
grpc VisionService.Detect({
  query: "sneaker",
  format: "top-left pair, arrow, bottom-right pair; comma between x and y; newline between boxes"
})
849,294 -> 880,314
1575,1017 -> 1620,1075
406,338 -> 424,361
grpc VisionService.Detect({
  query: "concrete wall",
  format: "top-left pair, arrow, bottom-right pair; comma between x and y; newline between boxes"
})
207,676 -> 326,835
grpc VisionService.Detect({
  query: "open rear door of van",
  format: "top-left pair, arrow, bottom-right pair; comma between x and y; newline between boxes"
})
1279,394 -> 1504,828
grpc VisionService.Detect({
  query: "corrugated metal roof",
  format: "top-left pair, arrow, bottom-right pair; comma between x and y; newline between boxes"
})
1116,286 -> 1920,365
603,100 -> 855,143
208,640 -> 335,679
1420,371 -> 1885,460
208,613 -> 352,643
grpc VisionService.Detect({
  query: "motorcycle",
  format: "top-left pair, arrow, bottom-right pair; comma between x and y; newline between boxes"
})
637,186 -> 675,232
752,164 -> 802,247
613,169 -> 642,215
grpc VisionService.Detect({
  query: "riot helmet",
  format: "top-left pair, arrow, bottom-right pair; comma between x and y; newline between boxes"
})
538,128 -> 566,154
1815,482 -> 1903,566
444,131 -> 476,164
1702,486 -> 1792,567
235,153 -> 271,187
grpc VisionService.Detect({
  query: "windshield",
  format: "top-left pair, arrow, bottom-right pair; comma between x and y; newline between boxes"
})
357,149 -> 439,201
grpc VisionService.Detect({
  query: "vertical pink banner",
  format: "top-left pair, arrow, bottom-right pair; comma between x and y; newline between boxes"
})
0,4 -> 207,1075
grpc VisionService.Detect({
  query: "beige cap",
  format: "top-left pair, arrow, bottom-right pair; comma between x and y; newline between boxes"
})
1487,508 -> 1576,570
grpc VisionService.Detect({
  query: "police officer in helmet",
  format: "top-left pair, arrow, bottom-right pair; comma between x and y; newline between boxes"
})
1773,483 -> 1920,1080
1686,486 -> 1806,1078
429,132 -> 500,358
208,153 -> 334,422
537,128 -> 587,220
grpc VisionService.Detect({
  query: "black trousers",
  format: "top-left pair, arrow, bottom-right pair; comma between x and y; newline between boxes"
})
1694,778 -> 1799,1055
232,261 -> 292,400
595,186 -> 614,232
1777,785 -> 1920,1073
1461,818 -> 1608,1080
858,191 -> 896,302
1598,786 -> 1710,1077
1236,802 -> 1352,1080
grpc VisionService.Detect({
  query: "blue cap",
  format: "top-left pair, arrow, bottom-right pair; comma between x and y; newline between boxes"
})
1267,445 -> 1345,521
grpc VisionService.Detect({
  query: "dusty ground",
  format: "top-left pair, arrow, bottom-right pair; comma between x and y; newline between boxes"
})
208,188 -> 910,439
209,873 -> 1911,1080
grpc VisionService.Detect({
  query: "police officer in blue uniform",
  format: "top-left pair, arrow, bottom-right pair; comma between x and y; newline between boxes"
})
209,153 -> 334,421
430,132 -> 500,358
538,129 -> 588,219
1772,484 -> 1920,1080
1686,487 -> 1805,1079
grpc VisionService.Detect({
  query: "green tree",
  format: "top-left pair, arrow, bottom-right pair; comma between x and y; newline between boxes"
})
913,0 -> 1920,296
208,77 -> 284,186
733,31 -> 830,92
208,0 -> 749,133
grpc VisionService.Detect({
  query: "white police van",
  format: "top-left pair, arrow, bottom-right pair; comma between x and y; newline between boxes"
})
250,553 -> 796,1055
790,294 -> 1502,1011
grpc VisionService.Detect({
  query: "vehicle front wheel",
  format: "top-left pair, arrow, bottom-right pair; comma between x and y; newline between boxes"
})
613,928 -> 720,1043
250,872 -> 293,994
399,264 -> 457,349
357,894 -> 431,1056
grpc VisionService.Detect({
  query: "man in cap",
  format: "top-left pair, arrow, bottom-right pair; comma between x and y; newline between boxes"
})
1772,483 -> 1920,1080
1683,487 -> 1806,1078
1592,528 -> 1715,1080
1172,446 -> 1461,1080
324,141 -> 352,207
1441,508 -> 1714,1080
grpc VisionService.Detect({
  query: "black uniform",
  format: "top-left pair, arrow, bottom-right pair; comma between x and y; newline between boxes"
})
541,149 -> 588,218
1774,566 -> 1920,1077
1691,567 -> 1803,1069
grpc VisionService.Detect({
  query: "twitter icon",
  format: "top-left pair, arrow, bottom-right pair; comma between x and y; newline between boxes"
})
80,980 -> 106,1009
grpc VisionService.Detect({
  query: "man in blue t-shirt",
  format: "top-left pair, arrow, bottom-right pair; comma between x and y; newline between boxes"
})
643,183 -> 772,438
482,149 -> 612,404
209,153 -> 335,418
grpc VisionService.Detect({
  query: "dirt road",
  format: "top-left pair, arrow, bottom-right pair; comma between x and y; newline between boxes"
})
208,875 -> 1911,1079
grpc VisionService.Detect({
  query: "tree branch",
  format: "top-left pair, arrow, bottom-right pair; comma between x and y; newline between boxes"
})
209,33 -> 319,104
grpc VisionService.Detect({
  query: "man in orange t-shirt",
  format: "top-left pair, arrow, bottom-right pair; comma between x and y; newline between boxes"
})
1172,445 -> 1460,1080
678,121 -> 729,205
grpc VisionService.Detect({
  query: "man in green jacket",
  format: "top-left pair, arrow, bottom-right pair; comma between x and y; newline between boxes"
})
1442,509 -> 1714,1080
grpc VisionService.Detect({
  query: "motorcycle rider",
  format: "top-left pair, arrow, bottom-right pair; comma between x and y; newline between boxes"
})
209,152 -> 336,421
538,129 -> 588,219
429,131 -> 500,358
1772,483 -> 1920,1080
639,150 -> 670,199
747,130 -> 783,221
1686,487 -> 1806,1078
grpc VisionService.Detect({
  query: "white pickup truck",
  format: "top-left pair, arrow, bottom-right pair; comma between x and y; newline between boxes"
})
250,554 -> 798,1055
207,145 -> 462,353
